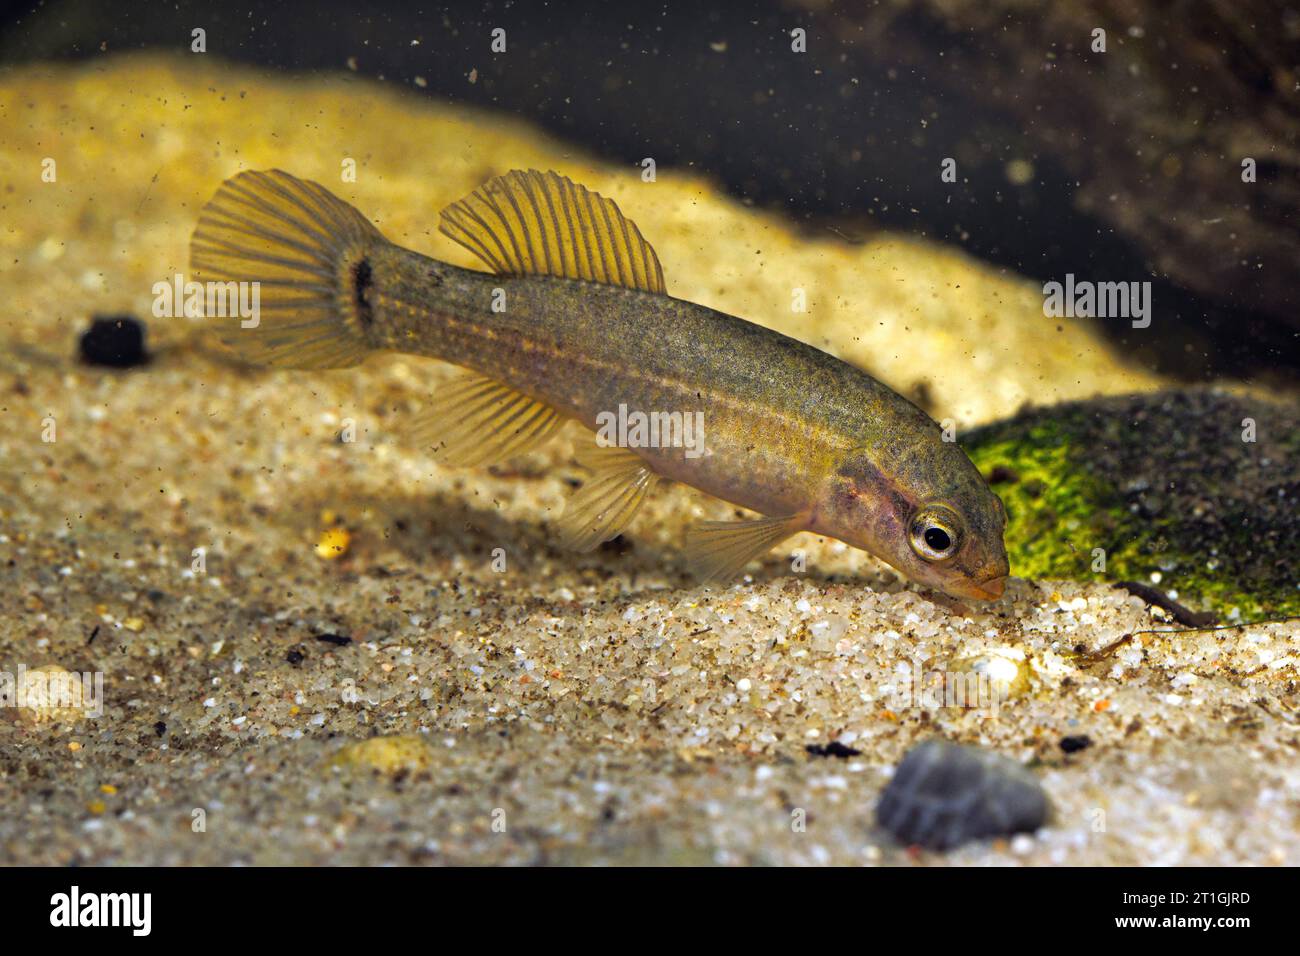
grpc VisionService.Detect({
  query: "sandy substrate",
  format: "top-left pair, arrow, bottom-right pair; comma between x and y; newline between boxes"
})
0,55 -> 1296,866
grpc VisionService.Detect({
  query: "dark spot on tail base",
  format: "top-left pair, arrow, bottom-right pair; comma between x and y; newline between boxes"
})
352,258 -> 375,328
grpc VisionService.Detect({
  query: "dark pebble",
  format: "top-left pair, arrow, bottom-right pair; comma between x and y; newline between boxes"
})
806,741 -> 862,759
876,739 -> 1049,851
79,315 -> 149,367
598,534 -> 631,555
285,647 -> 305,666
1059,734 -> 1093,754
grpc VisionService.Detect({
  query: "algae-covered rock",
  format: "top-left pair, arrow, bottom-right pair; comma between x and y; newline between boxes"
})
964,388 -> 1299,621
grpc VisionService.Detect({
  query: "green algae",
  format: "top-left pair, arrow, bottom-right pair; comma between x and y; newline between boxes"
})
963,390 -> 1300,622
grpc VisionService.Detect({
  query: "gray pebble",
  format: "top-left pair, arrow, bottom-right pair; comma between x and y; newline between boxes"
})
876,739 -> 1048,851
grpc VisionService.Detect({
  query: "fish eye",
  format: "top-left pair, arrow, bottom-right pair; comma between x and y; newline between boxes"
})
909,504 -> 963,563
924,526 -> 952,551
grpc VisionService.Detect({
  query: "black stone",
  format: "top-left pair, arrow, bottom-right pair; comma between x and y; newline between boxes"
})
806,741 -> 862,759
877,739 -> 1049,851
79,315 -> 149,367
1059,735 -> 1093,754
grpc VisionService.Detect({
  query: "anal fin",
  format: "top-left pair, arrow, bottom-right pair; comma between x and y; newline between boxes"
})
405,369 -> 563,467
558,440 -> 658,552
684,513 -> 806,583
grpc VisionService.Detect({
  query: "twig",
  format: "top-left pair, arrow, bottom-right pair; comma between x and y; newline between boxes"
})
1115,580 -> 1218,628
1129,614 -> 1300,638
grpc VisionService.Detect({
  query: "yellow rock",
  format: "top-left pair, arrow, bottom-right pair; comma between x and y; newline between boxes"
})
314,527 -> 351,560
327,735 -> 439,775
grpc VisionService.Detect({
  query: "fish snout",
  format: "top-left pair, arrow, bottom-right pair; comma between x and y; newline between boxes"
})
949,573 -> 1007,601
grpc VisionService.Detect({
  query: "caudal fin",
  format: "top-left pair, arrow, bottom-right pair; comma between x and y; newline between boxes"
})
190,169 -> 386,369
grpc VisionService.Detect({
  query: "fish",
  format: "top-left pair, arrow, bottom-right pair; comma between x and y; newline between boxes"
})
190,168 -> 1010,600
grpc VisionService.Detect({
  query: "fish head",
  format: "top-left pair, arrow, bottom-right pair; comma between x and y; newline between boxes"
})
818,441 -> 1010,601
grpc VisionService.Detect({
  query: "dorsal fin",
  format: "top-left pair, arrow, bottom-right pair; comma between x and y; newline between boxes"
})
439,170 -> 666,293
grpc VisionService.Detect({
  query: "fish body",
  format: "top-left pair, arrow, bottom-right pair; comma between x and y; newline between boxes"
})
191,169 -> 1009,599
369,253 -> 854,510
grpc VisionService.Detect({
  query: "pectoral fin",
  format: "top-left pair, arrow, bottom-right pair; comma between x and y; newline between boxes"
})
404,369 -> 563,467
684,513 -> 806,583
557,440 -> 658,552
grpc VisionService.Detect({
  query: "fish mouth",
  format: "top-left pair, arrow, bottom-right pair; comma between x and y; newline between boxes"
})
951,574 -> 1007,601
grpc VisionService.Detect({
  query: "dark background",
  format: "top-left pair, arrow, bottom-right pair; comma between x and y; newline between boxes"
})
3,0 -> 1297,379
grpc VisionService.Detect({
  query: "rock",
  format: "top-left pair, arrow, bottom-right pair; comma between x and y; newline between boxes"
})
314,633 -> 353,646
79,315 -> 149,368
945,649 -> 1031,703
964,388 -> 1300,621
327,735 -> 440,776
877,739 -> 1049,851
806,741 -> 862,759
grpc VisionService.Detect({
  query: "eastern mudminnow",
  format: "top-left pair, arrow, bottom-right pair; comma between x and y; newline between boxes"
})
190,169 -> 1009,599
